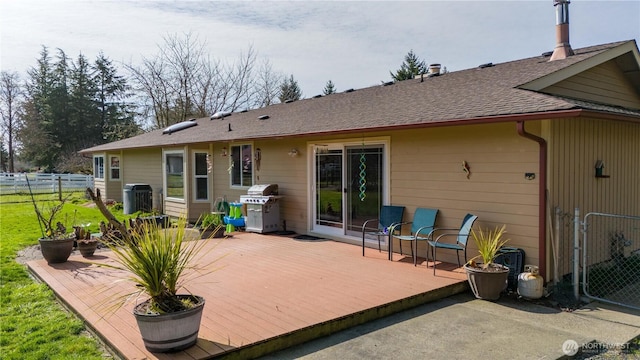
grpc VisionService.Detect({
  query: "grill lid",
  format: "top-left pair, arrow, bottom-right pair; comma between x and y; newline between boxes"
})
247,184 -> 278,196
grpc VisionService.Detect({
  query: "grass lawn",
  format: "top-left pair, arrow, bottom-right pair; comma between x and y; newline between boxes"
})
0,192 -> 127,359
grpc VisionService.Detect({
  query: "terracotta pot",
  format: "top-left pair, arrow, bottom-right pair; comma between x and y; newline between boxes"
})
77,240 -> 98,258
39,235 -> 75,264
463,263 -> 509,301
133,295 -> 205,353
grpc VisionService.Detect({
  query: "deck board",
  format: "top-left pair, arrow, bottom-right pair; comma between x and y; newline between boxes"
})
27,232 -> 467,359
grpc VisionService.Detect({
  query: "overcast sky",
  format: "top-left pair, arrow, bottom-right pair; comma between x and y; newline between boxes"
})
1,1 -> 639,97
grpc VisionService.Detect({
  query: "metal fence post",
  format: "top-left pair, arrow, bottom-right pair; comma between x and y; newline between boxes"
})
573,207 -> 580,301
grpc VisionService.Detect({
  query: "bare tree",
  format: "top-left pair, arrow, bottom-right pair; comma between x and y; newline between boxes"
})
253,59 -> 283,108
0,71 -> 23,172
126,33 -> 281,129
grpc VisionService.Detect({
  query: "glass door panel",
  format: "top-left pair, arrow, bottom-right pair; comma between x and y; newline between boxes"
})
346,146 -> 383,237
315,149 -> 343,229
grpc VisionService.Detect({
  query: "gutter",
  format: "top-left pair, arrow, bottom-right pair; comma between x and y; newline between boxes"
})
516,121 -> 547,281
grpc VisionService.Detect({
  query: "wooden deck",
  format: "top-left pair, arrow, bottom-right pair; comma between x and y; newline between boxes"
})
27,232 -> 468,359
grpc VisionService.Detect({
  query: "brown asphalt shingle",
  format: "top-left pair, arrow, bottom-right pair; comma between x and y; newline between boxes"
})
81,40 -> 639,153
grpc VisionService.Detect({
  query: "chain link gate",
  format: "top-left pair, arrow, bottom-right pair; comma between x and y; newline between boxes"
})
577,211 -> 640,310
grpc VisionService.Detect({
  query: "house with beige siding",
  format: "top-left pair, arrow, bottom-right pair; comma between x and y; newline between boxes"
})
81,38 -> 640,283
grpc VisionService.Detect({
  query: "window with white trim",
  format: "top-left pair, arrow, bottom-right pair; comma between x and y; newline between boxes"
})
93,156 -> 104,180
231,144 -> 253,187
193,152 -> 209,201
110,156 -> 121,180
164,151 -> 184,200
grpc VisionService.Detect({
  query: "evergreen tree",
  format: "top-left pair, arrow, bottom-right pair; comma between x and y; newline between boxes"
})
68,53 -> 101,150
20,46 -> 58,171
19,47 -> 140,172
93,52 -> 140,143
278,74 -> 302,103
390,50 -> 427,82
323,80 -> 336,95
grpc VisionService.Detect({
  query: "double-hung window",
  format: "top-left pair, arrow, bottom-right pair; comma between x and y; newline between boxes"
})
110,156 -> 120,180
93,156 -> 104,180
164,151 -> 185,200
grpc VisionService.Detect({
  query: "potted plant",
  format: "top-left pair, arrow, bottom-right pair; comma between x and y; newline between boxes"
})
87,187 -> 224,352
199,212 -> 225,238
463,224 -> 510,301
30,196 -> 76,264
99,215 -> 214,352
74,224 -> 99,258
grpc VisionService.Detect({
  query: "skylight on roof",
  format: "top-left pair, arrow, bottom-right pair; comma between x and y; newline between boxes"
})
162,120 -> 197,135
211,111 -> 231,119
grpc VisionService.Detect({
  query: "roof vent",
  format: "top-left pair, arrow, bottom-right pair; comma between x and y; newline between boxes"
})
313,94 -> 322,98
239,109 -> 248,113
428,63 -> 441,75
542,51 -> 553,57
478,62 -> 494,69
211,111 -> 231,119
258,115 -> 270,120
344,88 -> 354,93
382,81 -> 394,86
162,120 -> 197,135
284,99 -> 295,103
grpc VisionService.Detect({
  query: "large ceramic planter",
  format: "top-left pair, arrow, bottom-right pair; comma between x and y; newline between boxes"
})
463,263 -> 509,301
133,295 -> 205,353
39,235 -> 75,264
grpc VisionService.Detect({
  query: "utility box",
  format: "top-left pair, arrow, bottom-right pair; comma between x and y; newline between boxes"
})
123,184 -> 153,214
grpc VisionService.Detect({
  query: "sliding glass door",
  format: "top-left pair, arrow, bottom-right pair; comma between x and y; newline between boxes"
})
312,143 -> 385,239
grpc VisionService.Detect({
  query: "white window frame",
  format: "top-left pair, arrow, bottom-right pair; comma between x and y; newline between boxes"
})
93,155 -> 105,180
230,143 -> 254,188
163,149 -> 186,202
193,151 -> 209,202
109,155 -> 121,181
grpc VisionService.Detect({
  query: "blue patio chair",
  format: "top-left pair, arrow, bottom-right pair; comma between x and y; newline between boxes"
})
362,205 -> 405,257
388,208 -> 438,265
427,213 -> 478,275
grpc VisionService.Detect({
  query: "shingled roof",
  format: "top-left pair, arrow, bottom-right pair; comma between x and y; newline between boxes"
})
81,40 -> 640,154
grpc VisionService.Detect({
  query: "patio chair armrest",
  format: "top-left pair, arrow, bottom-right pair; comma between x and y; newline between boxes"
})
388,221 -> 411,234
432,232 -> 461,244
361,218 -> 379,232
414,226 -> 436,240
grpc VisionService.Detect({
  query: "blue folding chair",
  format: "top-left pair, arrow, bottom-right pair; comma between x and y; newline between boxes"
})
389,208 -> 438,264
427,213 -> 478,275
362,205 -> 405,257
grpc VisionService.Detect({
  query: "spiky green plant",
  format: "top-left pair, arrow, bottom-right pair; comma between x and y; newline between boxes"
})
101,216 -> 222,314
470,224 -> 509,269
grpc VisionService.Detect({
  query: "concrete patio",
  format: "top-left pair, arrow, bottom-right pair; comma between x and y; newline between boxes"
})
27,232 -> 468,359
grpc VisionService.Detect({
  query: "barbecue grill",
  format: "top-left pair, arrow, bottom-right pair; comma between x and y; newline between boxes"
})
240,184 -> 281,233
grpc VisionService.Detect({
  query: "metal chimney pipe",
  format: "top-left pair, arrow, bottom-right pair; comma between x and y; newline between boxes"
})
550,0 -> 574,61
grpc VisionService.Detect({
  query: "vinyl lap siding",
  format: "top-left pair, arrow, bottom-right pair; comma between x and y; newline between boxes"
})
121,148 -> 164,213
548,118 -> 640,274
543,60 -> 640,110
391,122 -> 540,267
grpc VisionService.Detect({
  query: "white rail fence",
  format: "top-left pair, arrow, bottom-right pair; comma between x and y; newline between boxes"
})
0,173 -> 94,195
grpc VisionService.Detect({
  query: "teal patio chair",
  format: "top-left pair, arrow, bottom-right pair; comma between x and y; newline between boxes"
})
427,213 -> 478,275
389,208 -> 438,264
362,205 -> 405,257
